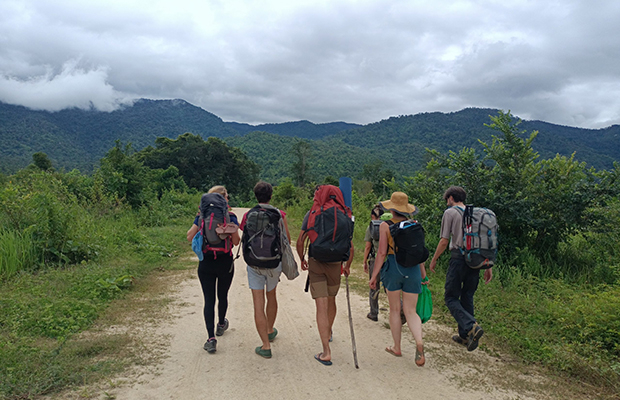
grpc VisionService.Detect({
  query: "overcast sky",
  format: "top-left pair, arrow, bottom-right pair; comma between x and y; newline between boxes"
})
1,0 -> 618,128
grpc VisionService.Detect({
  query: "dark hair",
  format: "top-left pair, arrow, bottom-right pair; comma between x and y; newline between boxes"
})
371,205 -> 384,218
443,186 -> 467,203
254,181 -> 273,203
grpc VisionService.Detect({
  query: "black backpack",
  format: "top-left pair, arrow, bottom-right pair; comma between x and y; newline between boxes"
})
242,205 -> 282,269
387,220 -> 429,267
200,193 -> 232,255
306,185 -> 354,263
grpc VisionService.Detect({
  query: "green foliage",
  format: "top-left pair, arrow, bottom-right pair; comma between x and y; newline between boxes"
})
225,131 -> 383,184
31,152 -> 54,171
0,217 -> 184,397
476,276 -> 620,390
2,101 -> 620,179
0,99 -> 239,173
96,141 -> 152,209
0,170 -> 96,266
138,133 -> 258,201
0,228 -> 41,278
360,160 -> 394,198
0,156 -> 195,397
271,178 -> 313,211
291,139 -> 313,186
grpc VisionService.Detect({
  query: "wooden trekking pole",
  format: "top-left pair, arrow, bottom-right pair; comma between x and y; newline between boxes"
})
345,274 -> 359,369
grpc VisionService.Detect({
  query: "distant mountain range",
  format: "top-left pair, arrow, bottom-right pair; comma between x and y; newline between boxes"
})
1,99 -> 618,181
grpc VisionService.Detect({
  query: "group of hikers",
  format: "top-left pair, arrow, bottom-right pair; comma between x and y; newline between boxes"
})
187,182 -> 496,367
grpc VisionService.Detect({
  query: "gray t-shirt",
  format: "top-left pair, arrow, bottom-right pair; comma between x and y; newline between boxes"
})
364,224 -> 380,257
440,206 -> 464,250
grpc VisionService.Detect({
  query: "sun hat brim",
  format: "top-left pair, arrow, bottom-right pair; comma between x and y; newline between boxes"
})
380,192 -> 418,216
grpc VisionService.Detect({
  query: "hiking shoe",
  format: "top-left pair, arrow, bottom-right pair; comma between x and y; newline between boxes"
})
255,346 -> 272,359
367,313 -> 378,322
204,338 -> 217,353
216,318 -> 229,336
452,335 -> 467,347
467,324 -> 484,352
268,328 -> 278,342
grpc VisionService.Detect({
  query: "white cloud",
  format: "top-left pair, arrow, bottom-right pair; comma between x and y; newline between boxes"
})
0,60 -> 133,111
0,0 -> 619,128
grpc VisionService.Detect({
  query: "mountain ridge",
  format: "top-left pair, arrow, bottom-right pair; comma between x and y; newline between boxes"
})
1,99 -> 618,178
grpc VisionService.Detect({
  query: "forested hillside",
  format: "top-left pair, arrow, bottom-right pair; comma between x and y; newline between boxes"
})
0,99 -> 237,173
330,108 -> 620,170
1,100 -> 619,178
224,132 -> 383,183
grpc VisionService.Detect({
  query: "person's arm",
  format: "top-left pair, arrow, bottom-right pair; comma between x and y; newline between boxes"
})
429,238 -> 449,273
420,262 -> 428,283
343,242 -> 354,276
369,222 -> 389,289
187,224 -> 199,242
483,268 -> 493,284
363,241 -> 372,273
229,211 -> 241,246
282,214 -> 292,244
296,230 -> 309,271
230,230 -> 240,246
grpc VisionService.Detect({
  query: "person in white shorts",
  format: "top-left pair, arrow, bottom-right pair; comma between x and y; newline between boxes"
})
239,181 -> 291,359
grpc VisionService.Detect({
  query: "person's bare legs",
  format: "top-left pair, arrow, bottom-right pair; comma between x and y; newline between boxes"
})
251,289 -> 270,350
315,296 -> 336,361
402,292 -> 423,344
386,289 -> 403,354
402,291 -> 424,366
266,286 -> 278,336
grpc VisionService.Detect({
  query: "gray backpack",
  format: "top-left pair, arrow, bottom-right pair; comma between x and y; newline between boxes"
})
455,206 -> 499,269
369,220 -> 382,241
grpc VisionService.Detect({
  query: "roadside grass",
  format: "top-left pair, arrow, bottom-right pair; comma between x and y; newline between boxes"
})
0,220 -> 191,399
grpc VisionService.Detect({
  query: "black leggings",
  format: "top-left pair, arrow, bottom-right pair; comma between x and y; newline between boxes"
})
197,253 -> 235,338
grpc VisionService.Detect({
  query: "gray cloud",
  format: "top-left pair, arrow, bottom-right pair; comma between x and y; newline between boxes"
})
0,0 -> 618,128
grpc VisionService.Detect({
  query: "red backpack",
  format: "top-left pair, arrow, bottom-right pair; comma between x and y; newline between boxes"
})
305,185 -> 354,263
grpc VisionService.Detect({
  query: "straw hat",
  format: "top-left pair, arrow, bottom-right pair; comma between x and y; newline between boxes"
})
380,192 -> 418,216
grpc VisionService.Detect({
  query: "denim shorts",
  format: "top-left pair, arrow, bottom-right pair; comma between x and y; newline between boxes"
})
380,254 -> 422,294
247,263 -> 282,292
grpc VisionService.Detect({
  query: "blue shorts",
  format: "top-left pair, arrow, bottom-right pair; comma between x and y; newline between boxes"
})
380,254 -> 422,294
247,264 -> 282,292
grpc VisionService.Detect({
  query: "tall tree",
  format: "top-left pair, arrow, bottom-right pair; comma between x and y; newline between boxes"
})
291,139 -> 312,187
31,152 -> 53,171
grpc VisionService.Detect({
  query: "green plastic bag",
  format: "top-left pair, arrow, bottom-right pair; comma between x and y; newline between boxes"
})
416,277 -> 432,323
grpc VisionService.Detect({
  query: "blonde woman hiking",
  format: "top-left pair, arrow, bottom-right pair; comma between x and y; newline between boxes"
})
187,185 -> 240,354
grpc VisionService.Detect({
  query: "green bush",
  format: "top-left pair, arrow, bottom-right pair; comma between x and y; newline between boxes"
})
0,228 -> 41,278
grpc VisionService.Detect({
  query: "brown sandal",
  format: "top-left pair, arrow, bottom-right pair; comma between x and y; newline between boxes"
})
385,346 -> 402,357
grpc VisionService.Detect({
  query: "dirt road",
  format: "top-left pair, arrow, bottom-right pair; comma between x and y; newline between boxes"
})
106,208 -> 555,400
